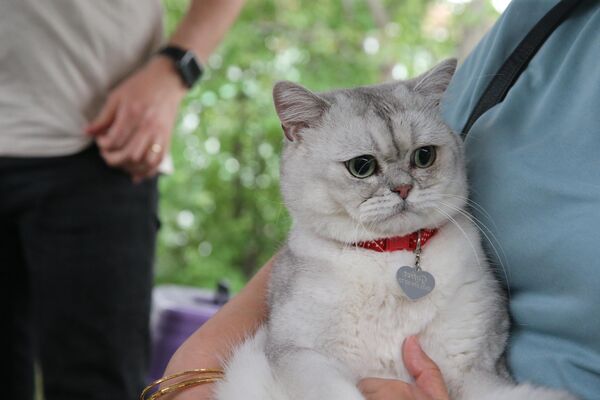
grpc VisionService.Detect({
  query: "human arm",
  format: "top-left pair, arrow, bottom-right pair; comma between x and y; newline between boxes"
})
86,0 -> 245,181
357,336 -> 450,400
160,257 -> 274,400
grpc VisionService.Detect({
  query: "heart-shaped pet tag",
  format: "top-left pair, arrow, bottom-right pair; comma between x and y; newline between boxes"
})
396,266 -> 435,301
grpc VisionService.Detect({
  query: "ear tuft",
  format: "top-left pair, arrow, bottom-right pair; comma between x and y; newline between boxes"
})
273,81 -> 329,141
411,58 -> 457,98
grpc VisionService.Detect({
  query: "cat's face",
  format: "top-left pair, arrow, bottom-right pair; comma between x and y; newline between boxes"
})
274,59 -> 467,243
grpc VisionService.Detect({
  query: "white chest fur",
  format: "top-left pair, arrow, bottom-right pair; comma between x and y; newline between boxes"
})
268,214 -> 500,383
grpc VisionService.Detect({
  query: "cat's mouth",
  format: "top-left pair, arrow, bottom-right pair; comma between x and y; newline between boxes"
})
355,195 -> 420,228
395,201 -> 409,213
390,199 -> 412,216
361,201 -> 410,223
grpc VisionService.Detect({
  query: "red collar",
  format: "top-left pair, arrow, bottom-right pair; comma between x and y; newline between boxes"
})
353,229 -> 437,252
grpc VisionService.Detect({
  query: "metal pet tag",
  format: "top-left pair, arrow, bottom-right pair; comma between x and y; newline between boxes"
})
396,266 -> 435,301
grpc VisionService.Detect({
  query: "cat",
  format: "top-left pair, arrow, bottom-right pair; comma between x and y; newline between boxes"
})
214,59 -> 576,400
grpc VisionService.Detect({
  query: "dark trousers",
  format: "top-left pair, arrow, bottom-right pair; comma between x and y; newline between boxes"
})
2,145 -> 159,400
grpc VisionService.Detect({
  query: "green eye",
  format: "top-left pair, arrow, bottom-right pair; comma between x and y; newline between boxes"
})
411,146 -> 436,168
346,155 -> 377,178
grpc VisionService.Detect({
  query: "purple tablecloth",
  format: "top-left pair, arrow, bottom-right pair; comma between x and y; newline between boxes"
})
148,284 -> 228,381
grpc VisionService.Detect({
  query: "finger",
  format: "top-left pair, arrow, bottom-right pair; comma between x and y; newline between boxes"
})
403,336 -> 449,400
100,146 -> 129,169
133,108 -> 170,166
86,95 -> 119,135
358,378 -> 380,395
359,378 -> 412,400
144,139 -> 167,171
99,135 -> 143,169
115,126 -> 157,176
100,123 -> 159,173
131,116 -> 168,169
130,126 -> 157,166
133,165 -> 160,184
132,174 -> 145,184
97,103 -> 141,150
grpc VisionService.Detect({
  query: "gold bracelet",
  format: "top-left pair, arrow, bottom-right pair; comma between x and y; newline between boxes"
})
147,377 -> 222,400
140,369 -> 225,400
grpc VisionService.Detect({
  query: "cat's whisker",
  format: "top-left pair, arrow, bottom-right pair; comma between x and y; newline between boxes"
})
435,200 -> 512,299
432,193 -> 499,232
435,198 -> 507,264
430,194 -> 502,250
430,196 -> 510,288
342,220 -> 363,253
431,205 -> 484,276
417,193 -> 508,276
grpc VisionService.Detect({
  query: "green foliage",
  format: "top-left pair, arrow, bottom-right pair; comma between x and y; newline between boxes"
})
156,0 -> 500,292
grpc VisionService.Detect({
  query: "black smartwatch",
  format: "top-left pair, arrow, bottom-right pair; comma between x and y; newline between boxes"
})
157,45 -> 203,88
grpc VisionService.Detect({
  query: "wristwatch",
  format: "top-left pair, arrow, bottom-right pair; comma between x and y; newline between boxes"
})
157,45 -> 203,88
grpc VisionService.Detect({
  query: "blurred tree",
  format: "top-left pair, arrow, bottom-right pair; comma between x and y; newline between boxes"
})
157,0 -> 503,292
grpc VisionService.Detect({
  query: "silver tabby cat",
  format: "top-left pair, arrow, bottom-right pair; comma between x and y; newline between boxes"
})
214,59 -> 576,400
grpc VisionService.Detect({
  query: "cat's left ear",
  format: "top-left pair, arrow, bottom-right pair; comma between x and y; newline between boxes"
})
409,58 -> 457,99
273,81 -> 330,141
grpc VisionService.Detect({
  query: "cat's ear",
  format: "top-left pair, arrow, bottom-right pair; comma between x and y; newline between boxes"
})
410,58 -> 457,98
273,81 -> 330,141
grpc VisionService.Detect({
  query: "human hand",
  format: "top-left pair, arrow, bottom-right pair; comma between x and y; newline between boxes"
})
160,383 -> 215,400
86,56 -> 187,182
357,336 -> 450,400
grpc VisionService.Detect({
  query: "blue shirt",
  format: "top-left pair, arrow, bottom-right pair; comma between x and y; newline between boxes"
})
442,1 -> 600,398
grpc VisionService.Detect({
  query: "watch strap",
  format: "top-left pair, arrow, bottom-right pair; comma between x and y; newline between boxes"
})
158,45 -> 187,60
158,45 -> 203,88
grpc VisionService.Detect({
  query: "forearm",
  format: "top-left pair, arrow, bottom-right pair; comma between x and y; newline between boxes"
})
168,0 -> 246,63
161,257 -> 273,399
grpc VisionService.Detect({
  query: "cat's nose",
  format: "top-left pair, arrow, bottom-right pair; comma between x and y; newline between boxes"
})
392,184 -> 413,200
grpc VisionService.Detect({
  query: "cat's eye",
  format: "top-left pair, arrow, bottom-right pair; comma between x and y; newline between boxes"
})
346,155 -> 377,179
411,146 -> 436,168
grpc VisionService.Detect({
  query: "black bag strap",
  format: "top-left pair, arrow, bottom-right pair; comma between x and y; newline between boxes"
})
462,0 -> 583,137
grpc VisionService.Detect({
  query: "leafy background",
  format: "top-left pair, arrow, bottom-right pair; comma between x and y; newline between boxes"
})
157,0 -> 507,293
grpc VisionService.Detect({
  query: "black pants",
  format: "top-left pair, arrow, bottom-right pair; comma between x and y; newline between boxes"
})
2,145 -> 159,400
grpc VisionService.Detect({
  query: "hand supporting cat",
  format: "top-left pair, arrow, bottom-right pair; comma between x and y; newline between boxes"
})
358,336 -> 450,400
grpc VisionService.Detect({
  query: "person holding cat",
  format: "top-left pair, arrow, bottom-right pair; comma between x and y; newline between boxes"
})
1,1 -> 245,399
161,0 -> 599,399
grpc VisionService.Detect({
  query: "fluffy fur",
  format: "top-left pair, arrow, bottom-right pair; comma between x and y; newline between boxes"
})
214,59 -> 576,400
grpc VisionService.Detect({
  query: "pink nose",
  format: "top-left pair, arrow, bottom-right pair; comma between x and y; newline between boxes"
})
393,184 -> 413,200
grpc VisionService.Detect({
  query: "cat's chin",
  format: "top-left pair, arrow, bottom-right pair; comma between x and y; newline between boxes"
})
301,211 -> 448,244
356,208 -> 449,239
364,221 -> 438,239
294,200 -> 461,243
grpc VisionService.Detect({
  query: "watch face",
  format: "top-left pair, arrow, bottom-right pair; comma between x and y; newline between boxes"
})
178,52 -> 202,88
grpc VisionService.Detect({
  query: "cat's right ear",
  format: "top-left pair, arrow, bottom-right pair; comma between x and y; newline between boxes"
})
409,58 -> 457,99
273,81 -> 330,141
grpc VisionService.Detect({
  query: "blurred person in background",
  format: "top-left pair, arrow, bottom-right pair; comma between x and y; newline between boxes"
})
161,0 -> 600,399
1,1 -> 244,399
